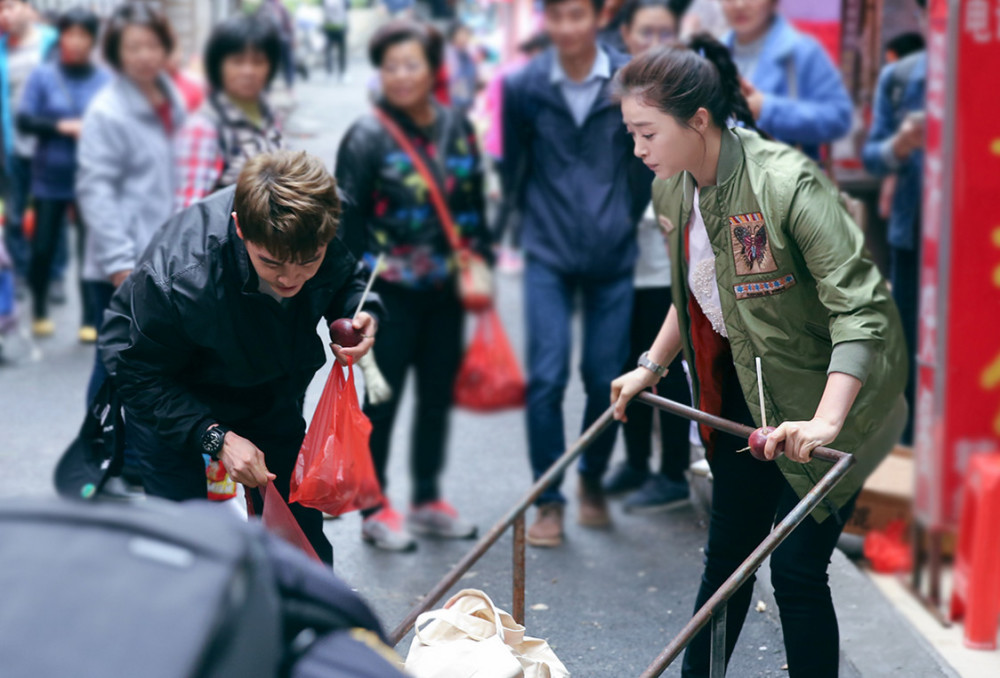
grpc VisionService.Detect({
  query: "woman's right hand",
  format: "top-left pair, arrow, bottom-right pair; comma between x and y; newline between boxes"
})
611,367 -> 662,423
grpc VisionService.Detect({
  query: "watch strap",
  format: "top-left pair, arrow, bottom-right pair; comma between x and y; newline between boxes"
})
638,351 -> 668,378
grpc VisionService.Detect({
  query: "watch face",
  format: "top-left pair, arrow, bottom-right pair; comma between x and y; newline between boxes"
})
202,428 -> 224,454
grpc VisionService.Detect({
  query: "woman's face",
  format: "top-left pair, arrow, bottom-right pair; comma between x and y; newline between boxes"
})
119,24 -> 168,87
622,94 -> 707,180
222,48 -> 271,102
620,6 -> 677,56
60,26 -> 94,65
380,39 -> 434,111
720,0 -> 776,43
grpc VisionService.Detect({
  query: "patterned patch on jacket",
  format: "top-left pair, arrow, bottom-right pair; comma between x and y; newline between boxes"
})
733,274 -> 796,300
729,212 -> 778,276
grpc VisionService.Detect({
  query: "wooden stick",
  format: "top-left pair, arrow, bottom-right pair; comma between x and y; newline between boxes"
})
756,356 -> 767,429
353,253 -> 385,321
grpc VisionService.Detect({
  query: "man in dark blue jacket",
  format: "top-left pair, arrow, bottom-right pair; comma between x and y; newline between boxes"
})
502,0 -> 650,547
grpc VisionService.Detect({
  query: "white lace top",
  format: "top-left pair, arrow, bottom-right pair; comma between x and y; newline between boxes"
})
687,188 -> 728,338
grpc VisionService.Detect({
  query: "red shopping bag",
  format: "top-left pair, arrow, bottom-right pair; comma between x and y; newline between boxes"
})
247,480 -> 321,562
289,362 -> 383,516
453,309 -> 526,411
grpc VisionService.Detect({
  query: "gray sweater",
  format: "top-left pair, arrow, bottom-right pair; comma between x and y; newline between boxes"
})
77,74 -> 186,282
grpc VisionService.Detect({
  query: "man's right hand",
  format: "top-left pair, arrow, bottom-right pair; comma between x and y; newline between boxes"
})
892,112 -> 925,160
219,432 -> 276,488
110,269 -> 132,288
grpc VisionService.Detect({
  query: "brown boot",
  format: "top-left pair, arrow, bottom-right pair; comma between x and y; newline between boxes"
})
527,503 -> 564,547
578,476 -> 611,527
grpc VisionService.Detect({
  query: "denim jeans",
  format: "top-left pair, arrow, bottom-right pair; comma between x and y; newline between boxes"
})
524,259 -> 633,505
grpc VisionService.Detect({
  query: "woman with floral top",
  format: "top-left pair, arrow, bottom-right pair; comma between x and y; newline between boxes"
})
335,19 -> 493,552
175,14 -> 283,210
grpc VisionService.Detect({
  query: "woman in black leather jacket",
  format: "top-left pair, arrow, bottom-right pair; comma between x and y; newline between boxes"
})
334,19 -> 493,552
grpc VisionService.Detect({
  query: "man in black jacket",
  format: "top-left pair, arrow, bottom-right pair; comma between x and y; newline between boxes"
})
100,150 -> 381,564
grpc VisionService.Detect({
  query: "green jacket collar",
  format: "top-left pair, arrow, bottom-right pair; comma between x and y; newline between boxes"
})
682,127 -> 743,207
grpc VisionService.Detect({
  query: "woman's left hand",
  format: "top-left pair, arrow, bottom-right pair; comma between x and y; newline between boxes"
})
331,312 -> 377,365
765,416 -> 842,464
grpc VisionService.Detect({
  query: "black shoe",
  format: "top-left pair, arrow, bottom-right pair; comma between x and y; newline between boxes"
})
602,462 -> 649,496
623,475 -> 690,514
49,279 -> 67,305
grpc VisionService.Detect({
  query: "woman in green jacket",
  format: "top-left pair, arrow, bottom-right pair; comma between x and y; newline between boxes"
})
610,36 -> 907,678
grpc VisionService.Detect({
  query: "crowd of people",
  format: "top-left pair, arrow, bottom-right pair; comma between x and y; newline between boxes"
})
0,0 -> 930,676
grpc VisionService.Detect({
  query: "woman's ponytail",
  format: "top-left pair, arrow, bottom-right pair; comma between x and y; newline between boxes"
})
686,33 -> 760,133
614,32 -> 765,137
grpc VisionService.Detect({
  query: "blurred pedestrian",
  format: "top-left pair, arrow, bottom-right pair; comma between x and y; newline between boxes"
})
100,150 -> 382,567
502,0 -> 651,547
17,7 -> 108,340
445,21 -> 477,114
0,0 -> 57,303
176,13 -> 283,210
601,0 -> 694,513
611,38 -> 906,678
335,20 -> 493,551
719,0 -> 851,159
862,0 -> 926,445
76,1 -> 185,406
322,0 -> 349,82
257,0 -> 296,92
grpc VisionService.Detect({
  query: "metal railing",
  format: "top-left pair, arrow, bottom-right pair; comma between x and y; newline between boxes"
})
388,393 -> 855,677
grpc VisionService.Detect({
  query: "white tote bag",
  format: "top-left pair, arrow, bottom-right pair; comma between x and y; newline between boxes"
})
404,589 -> 570,678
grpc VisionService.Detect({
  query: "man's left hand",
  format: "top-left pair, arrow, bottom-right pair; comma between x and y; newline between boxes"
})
331,311 -> 376,365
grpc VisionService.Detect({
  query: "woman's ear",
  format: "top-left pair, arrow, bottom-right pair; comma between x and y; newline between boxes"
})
689,107 -> 711,134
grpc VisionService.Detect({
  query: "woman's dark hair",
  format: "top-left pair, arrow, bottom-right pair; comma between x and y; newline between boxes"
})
885,32 -> 925,60
368,19 -> 443,72
618,0 -> 680,29
518,31 -> 550,55
102,1 -> 175,71
542,0 -> 606,18
57,7 -> 100,39
204,14 -> 281,91
614,33 -> 759,133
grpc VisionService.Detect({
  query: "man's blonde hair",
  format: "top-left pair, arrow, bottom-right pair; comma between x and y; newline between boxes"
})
234,150 -> 341,262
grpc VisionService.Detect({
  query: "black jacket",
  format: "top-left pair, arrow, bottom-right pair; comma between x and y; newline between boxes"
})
334,101 -> 493,288
99,186 -> 383,453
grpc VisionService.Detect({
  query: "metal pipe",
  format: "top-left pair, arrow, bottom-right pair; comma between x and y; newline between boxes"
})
637,392 -> 849,464
513,513 -> 526,625
709,604 -> 728,678
639,451 -> 856,677
388,408 -> 617,645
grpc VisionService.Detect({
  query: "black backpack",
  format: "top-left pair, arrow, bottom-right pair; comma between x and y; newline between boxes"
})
0,498 -> 407,678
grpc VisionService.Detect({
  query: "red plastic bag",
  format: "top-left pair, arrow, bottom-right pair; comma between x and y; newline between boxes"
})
247,480 -> 321,562
863,519 -> 912,573
453,309 -> 526,411
290,362 -> 383,516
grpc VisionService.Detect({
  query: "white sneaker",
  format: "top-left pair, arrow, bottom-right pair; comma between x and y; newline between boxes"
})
361,504 -> 417,552
408,500 -> 477,539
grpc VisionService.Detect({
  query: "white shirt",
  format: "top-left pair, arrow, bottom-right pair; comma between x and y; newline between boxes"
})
550,48 -> 610,128
634,203 -> 672,289
687,188 -> 727,337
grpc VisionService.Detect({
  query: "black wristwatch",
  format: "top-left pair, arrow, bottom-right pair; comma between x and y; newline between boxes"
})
200,424 -> 230,459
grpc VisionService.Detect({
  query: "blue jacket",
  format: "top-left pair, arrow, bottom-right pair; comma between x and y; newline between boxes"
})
501,47 -> 651,278
18,62 -> 111,200
862,52 -> 926,251
724,16 -> 851,157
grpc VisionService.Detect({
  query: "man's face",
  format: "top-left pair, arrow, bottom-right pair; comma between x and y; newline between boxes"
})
235,213 -> 327,298
543,0 -> 599,61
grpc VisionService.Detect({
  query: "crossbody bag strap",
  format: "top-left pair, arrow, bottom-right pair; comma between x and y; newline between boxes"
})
372,107 -> 464,254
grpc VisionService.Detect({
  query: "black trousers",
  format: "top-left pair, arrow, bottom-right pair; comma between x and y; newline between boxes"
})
362,280 -> 464,514
127,411 -> 333,566
681,373 -> 856,678
323,27 -> 347,76
622,286 -> 692,482
890,244 -> 918,445
28,198 -> 91,322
